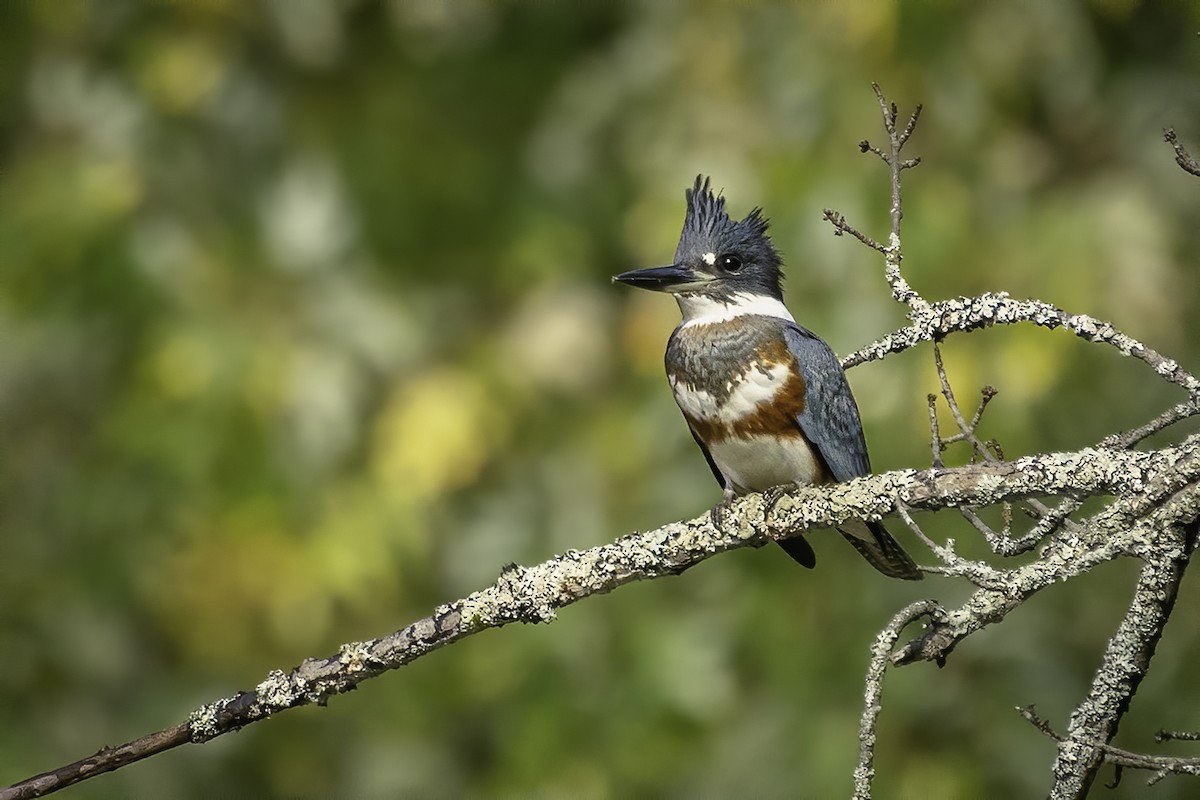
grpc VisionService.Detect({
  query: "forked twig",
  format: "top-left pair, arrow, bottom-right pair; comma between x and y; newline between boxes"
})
1020,706 -> 1200,787
822,83 -> 926,310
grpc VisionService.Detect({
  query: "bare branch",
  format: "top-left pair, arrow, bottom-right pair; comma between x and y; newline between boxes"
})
859,138 -> 888,163
928,342 -> 1084,552
933,343 -> 988,459
1021,705 -> 1200,788
822,84 -> 926,311
926,392 -> 945,467
894,503 -> 1008,589
1103,398 -> 1200,450
1165,128 -> 1200,177
822,209 -> 887,253
0,725 -> 191,800
1019,704 -> 1063,741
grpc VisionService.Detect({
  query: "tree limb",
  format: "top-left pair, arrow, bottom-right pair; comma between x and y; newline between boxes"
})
827,86 -> 1200,800
842,293 -> 1200,398
1021,704 -> 1200,788
853,601 -> 945,800
6,441 -> 1199,799
1048,521 -> 1199,797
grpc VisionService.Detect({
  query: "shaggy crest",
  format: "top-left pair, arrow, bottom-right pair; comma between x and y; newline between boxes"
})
676,175 -> 783,298
682,175 -> 772,244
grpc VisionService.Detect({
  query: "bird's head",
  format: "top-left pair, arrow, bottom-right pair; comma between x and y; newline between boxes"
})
614,175 -> 784,307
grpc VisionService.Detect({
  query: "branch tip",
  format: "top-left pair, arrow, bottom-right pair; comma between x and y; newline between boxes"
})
1164,128 -> 1200,177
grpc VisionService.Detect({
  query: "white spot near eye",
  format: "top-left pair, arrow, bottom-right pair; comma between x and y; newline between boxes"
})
702,252 -> 716,265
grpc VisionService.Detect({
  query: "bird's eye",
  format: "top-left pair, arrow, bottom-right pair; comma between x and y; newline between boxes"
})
718,254 -> 742,272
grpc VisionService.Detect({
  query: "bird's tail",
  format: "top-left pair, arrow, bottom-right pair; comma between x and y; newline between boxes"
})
776,535 -> 817,569
838,519 -> 923,580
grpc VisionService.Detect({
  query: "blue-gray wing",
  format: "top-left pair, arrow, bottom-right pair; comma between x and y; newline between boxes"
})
782,323 -> 871,482
782,323 -> 921,580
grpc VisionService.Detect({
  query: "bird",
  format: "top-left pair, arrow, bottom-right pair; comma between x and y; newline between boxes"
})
613,175 -> 922,580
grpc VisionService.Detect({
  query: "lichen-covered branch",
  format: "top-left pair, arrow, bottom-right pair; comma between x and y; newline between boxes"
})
827,86 -> 1200,800
1021,702 -> 1200,789
892,472 -> 1200,669
1049,521 -> 1199,797
841,292 -> 1200,397
6,441 -> 1199,799
853,601 -> 945,800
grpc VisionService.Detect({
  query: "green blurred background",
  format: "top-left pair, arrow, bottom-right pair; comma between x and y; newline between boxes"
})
3,1 -> 1200,797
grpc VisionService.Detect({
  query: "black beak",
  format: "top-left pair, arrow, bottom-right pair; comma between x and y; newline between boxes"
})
612,264 -> 697,292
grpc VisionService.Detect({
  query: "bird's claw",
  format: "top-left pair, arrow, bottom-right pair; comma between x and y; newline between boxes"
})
709,499 -> 731,531
763,482 -> 802,520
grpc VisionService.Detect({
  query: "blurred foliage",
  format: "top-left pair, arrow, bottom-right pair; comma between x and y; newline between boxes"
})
3,1 -> 1200,797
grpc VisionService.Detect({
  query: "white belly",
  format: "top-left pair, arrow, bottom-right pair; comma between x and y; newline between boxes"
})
708,434 -> 822,493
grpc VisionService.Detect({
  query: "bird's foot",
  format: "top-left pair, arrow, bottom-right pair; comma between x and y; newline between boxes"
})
708,488 -> 737,531
709,498 -> 731,530
764,483 -> 818,568
763,482 -> 804,521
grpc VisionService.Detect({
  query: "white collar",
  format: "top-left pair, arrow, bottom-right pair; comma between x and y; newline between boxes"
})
676,292 -> 795,328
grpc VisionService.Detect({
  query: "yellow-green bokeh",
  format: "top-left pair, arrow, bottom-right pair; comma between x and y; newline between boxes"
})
3,1 -> 1200,797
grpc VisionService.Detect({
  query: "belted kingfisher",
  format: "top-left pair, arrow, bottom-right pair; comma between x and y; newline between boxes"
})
614,176 -> 922,580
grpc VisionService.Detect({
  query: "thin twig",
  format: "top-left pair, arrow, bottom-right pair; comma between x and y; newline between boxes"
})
873,83 -> 925,310
822,84 -> 926,311
933,343 -> 992,461
928,343 -> 1081,551
1165,128 -> 1200,177
894,503 -> 1008,589
927,393 -> 944,468
970,498 -> 1085,557
1102,398 -> 1200,450
822,209 -> 886,253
